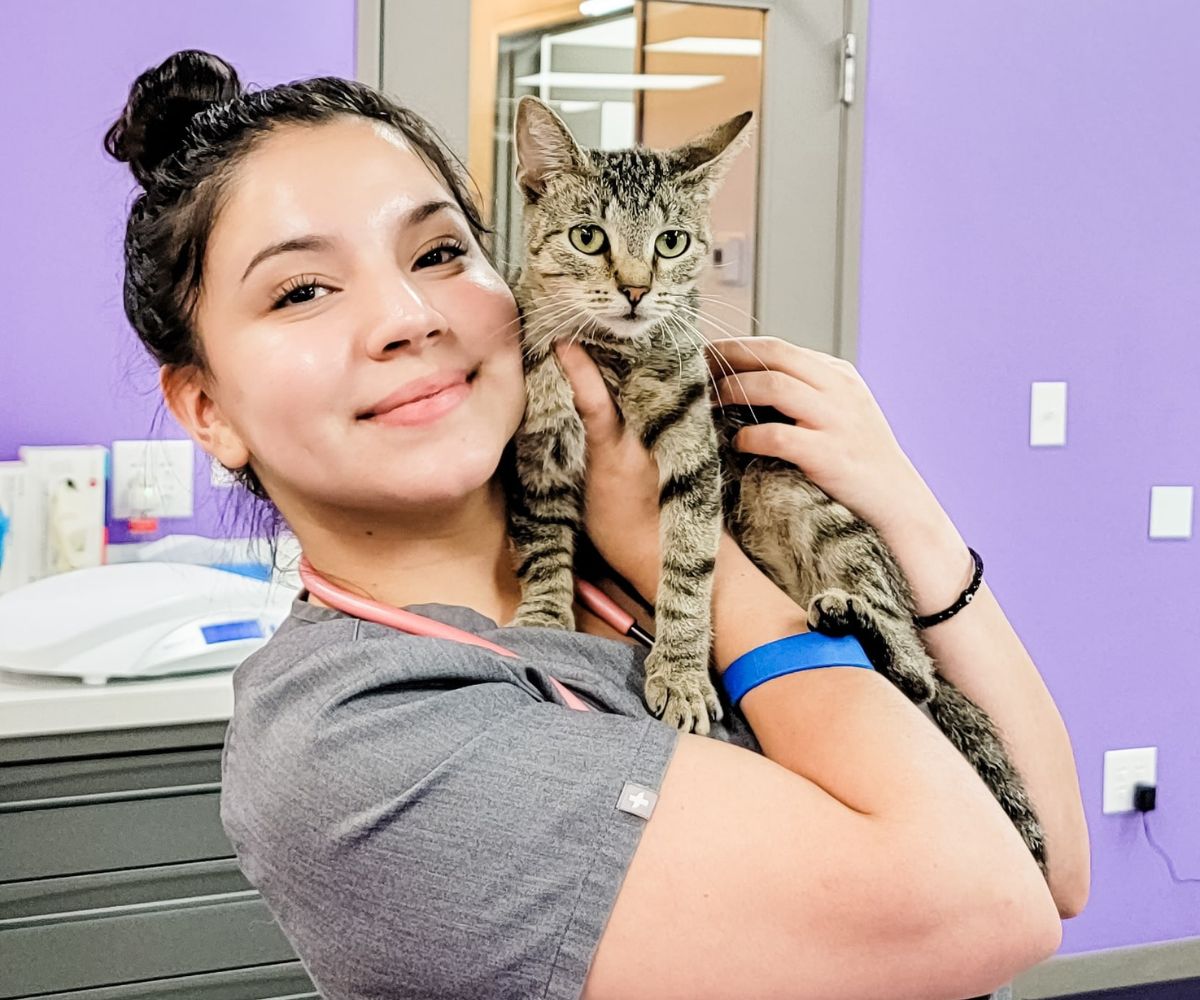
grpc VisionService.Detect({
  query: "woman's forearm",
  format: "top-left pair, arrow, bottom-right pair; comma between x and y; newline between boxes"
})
876,484 -> 1092,919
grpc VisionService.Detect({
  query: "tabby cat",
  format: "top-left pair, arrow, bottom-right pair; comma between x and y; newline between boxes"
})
503,95 -> 1046,877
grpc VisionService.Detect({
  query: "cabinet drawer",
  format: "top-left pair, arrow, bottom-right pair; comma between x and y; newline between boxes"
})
0,858 -> 251,918
13,961 -> 316,1000
0,895 -> 298,998
0,790 -> 232,882
0,748 -> 222,805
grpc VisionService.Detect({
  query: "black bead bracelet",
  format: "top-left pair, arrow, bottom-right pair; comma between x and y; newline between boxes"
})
912,546 -> 984,629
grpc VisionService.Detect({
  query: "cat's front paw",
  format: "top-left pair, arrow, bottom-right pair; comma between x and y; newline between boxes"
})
807,588 -> 860,637
643,654 -> 724,736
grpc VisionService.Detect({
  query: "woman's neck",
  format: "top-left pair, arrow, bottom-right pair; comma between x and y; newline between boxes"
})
292,480 -> 524,627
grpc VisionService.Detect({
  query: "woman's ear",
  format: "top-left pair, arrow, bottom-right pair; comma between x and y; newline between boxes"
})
158,364 -> 250,472
513,95 -> 587,201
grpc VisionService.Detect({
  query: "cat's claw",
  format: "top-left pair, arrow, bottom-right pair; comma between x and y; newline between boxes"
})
807,588 -> 858,636
644,667 -> 724,736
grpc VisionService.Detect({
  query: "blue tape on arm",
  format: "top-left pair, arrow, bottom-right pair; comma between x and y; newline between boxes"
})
721,632 -> 874,707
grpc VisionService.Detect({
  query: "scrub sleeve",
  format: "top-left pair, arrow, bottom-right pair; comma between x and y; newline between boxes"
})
220,606 -> 681,1000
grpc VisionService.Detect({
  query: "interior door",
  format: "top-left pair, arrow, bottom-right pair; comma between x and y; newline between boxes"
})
365,0 -> 867,359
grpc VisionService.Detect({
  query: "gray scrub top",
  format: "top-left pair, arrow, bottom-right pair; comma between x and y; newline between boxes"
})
219,594 -> 762,1000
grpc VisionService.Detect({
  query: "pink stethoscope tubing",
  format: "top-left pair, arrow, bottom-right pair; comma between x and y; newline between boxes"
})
297,555 -> 651,713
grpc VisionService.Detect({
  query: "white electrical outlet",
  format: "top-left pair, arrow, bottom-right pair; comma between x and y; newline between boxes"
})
112,440 -> 195,519
1103,746 -> 1157,814
16,446 -> 109,579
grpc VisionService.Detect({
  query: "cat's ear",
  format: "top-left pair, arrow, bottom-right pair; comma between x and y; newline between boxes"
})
668,110 -> 754,192
514,96 -> 588,201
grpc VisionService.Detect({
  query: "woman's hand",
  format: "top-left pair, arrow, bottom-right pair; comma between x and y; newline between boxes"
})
554,340 -> 667,601
705,335 -> 944,542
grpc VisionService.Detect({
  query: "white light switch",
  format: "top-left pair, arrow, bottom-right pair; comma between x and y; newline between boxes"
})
1148,485 -> 1194,539
1029,381 -> 1067,446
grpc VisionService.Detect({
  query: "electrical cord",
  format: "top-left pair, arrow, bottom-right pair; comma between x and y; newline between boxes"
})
1134,782 -> 1200,885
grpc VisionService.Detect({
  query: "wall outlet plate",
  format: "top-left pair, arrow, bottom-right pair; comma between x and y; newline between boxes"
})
16,446 -> 109,580
112,440 -> 195,519
1103,746 -> 1158,814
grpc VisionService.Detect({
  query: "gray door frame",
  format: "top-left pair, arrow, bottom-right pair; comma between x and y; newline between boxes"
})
357,0 -> 868,363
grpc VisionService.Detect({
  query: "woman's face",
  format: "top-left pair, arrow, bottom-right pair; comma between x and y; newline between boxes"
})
188,117 -> 524,522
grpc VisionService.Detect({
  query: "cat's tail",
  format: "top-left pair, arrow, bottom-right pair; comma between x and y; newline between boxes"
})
925,672 -> 1049,880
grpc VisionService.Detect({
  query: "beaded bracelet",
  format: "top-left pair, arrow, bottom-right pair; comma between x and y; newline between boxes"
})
721,632 -> 874,708
911,546 -> 984,629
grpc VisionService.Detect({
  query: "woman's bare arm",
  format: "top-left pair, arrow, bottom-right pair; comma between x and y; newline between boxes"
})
875,486 -> 1092,918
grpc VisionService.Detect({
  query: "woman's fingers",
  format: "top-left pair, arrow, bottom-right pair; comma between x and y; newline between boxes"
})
711,369 -> 827,428
730,420 -> 822,467
704,335 -> 852,392
555,340 -> 619,445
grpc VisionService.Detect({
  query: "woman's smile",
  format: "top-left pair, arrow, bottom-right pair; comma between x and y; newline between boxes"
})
363,368 -> 478,427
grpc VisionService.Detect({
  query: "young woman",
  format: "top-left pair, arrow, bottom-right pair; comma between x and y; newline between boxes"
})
105,49 -> 1088,1000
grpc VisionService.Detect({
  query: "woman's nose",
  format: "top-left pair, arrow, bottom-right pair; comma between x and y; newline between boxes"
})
364,277 -> 450,358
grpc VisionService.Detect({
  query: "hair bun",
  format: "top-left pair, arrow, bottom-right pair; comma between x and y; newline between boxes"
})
105,49 -> 241,188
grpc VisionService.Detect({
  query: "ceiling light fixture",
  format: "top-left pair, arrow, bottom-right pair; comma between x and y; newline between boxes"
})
643,36 -> 762,56
515,71 -> 723,91
579,0 -> 634,16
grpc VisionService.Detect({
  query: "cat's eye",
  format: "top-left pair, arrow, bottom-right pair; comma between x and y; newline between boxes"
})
568,224 -> 609,255
655,230 -> 690,258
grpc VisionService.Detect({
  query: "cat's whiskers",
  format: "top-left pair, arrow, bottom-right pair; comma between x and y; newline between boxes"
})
692,294 -> 768,334
684,312 -> 778,425
524,304 -> 594,359
657,315 -> 686,386
513,297 -> 589,348
688,308 -> 775,376
475,297 -> 582,348
662,315 -> 726,406
659,303 -> 742,389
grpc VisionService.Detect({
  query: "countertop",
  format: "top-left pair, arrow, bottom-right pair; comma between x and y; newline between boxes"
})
0,668 -> 233,739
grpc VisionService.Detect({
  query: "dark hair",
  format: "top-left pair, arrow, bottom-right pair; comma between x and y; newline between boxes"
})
104,49 -> 488,531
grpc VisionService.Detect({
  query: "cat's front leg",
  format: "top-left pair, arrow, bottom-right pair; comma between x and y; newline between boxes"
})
507,350 -> 586,631
630,389 -> 725,735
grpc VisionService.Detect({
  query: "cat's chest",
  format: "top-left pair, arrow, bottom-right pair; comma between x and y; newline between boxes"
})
586,336 -> 706,412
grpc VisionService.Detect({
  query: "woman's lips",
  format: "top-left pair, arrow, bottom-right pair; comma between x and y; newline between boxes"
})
366,375 -> 474,427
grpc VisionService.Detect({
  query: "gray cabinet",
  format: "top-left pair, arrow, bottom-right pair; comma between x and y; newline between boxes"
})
0,722 -> 318,999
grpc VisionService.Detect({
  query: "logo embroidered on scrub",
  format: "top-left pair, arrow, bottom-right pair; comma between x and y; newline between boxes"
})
616,781 -> 658,819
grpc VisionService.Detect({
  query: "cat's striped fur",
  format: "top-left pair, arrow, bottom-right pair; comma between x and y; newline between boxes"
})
505,96 -> 1047,878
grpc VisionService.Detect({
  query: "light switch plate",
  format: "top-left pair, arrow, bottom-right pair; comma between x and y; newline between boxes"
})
112,440 -> 195,519
1103,746 -> 1157,814
1030,381 -> 1067,446
1148,485 -> 1193,539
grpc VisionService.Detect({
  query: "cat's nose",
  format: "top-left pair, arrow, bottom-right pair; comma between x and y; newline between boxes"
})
619,285 -> 650,306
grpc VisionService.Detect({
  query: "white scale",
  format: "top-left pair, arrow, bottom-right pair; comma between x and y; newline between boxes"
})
0,563 -> 296,685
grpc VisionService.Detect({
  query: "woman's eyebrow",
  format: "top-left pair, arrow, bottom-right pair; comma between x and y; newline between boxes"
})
239,200 -> 462,285
241,235 -> 333,284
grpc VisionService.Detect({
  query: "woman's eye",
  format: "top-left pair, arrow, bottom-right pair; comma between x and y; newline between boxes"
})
569,224 -> 609,255
655,230 -> 690,259
416,243 -> 467,268
273,281 -> 331,310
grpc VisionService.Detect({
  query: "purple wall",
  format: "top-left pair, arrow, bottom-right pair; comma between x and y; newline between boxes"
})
0,0 -> 356,542
858,2 -> 1200,955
